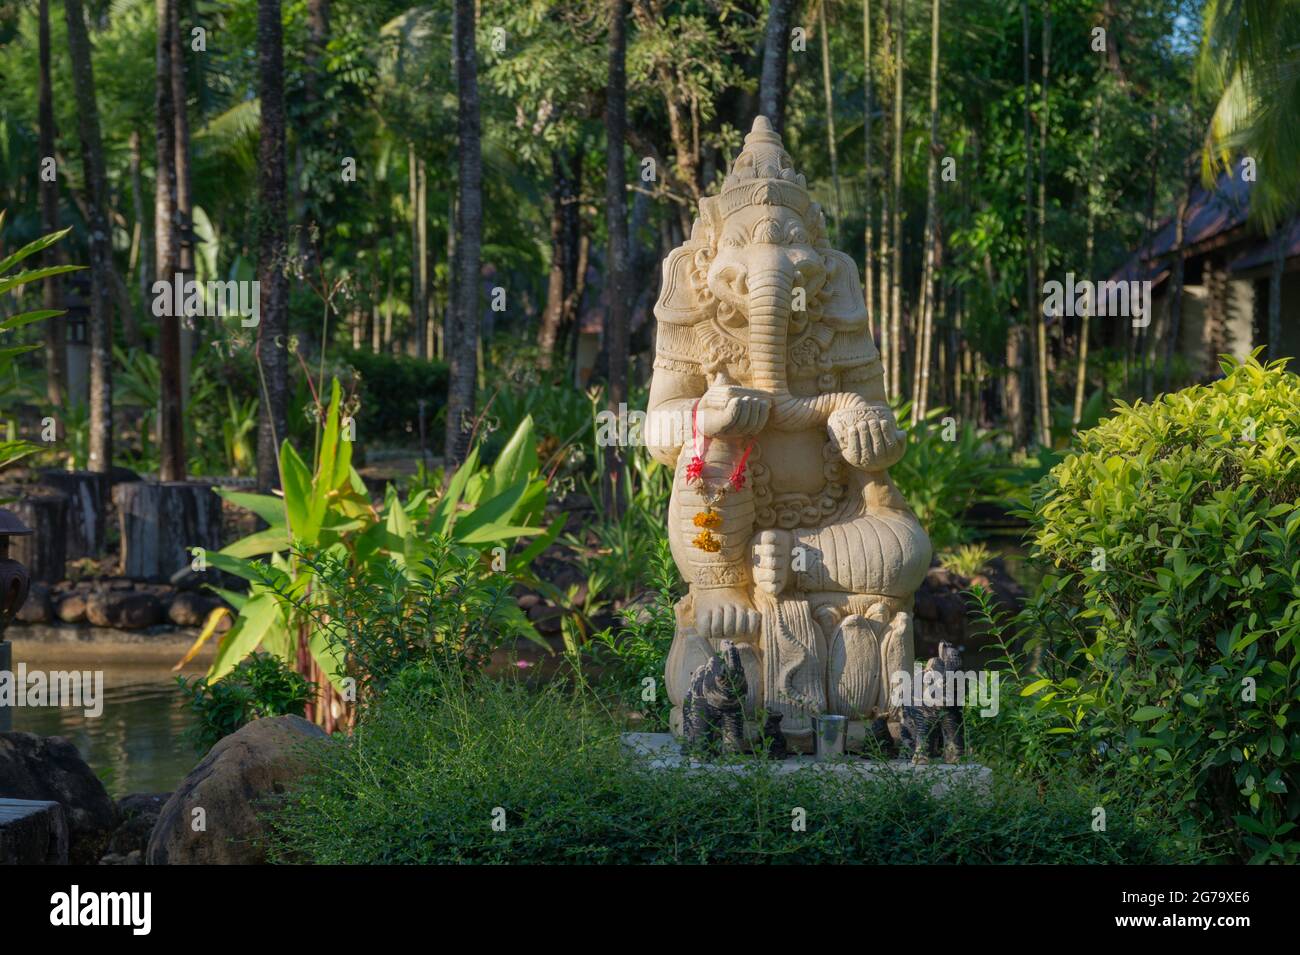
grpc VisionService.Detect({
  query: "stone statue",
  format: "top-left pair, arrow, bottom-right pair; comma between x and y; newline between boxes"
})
681,640 -> 748,755
900,642 -> 965,764
649,116 -> 931,753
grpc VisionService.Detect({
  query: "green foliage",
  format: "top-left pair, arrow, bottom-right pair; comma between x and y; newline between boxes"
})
0,214 -> 78,471
336,348 -> 448,448
302,547 -> 532,708
938,542 -> 995,579
590,536 -> 682,729
177,653 -> 316,753
892,403 -> 1011,550
264,664 -> 1184,865
187,392 -> 560,692
1024,354 -> 1300,862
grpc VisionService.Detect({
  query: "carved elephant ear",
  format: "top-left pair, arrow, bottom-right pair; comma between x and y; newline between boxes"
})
819,249 -> 869,330
655,197 -> 722,325
654,244 -> 703,324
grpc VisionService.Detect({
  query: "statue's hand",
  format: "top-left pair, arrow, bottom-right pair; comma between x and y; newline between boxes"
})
697,385 -> 771,437
828,405 -> 906,470
693,586 -> 760,640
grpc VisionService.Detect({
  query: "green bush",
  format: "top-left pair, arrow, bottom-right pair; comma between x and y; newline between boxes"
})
1026,354 -> 1300,862
264,664 -> 1183,864
337,348 -> 448,448
178,654 -> 316,753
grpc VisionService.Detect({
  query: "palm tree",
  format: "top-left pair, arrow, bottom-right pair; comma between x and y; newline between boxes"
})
256,0 -> 289,491
63,0 -> 113,474
1199,0 -> 1300,229
444,0 -> 482,466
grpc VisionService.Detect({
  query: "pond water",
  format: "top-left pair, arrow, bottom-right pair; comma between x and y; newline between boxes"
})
10,662 -> 200,799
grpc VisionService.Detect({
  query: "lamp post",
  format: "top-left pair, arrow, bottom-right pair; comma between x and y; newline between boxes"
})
0,507 -> 33,732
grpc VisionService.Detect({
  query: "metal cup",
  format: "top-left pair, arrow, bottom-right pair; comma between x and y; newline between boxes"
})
814,714 -> 847,761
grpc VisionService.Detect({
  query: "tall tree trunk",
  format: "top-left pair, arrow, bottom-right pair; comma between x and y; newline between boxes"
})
408,141 -> 424,360
38,0 -> 65,408
863,0 -> 876,340
255,0 -> 289,491
1162,176 -> 1190,391
1268,232 -> 1284,359
1072,100 -> 1100,428
170,0 -> 195,405
1032,0 -> 1051,447
604,0 -> 631,516
759,0 -> 797,135
155,0 -> 185,481
818,0 -> 842,245
914,0 -> 940,420
1012,0 -> 1032,449
878,0 -> 892,390
889,0 -> 904,401
64,0 -> 113,474
419,157 -> 431,360
129,130 -> 151,347
445,0 -> 482,466
538,151 -> 570,369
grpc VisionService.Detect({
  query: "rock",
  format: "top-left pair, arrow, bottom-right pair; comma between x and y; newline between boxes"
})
0,797 -> 69,864
147,716 -> 328,865
913,561 -> 1026,665
54,592 -> 88,624
0,733 -> 118,864
167,590 -> 220,627
85,590 -> 162,629
15,581 -> 52,624
105,792 -> 169,859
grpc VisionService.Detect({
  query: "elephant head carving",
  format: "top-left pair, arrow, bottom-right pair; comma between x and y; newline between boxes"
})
653,116 -> 873,431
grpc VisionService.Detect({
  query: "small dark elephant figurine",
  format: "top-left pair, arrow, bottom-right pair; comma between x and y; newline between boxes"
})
682,640 -> 747,756
899,641 -> 965,764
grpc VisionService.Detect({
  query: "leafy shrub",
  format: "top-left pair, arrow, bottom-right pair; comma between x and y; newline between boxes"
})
264,664 -> 1184,864
589,536 -> 681,729
337,348 -> 448,448
1024,354 -> 1300,862
178,654 -> 316,753
306,547 -> 538,707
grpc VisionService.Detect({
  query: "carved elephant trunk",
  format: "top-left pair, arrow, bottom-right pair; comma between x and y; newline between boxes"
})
743,263 -> 870,431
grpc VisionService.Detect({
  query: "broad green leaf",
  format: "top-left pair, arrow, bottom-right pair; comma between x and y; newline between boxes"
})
483,415 -> 538,501
215,489 -> 287,527
207,594 -> 284,680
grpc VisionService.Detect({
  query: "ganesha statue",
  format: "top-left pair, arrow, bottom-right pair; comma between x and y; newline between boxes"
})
647,116 -> 931,752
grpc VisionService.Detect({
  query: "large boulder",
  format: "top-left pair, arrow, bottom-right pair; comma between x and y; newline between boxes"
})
146,716 -> 327,865
0,733 -> 119,864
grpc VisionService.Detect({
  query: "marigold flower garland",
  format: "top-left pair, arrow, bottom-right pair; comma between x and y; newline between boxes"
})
686,399 -> 753,553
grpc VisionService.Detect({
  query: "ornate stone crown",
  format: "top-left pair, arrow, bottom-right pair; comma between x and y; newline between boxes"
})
718,116 -> 811,220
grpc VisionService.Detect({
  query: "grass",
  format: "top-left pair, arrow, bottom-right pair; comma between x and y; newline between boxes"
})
264,664 -> 1192,865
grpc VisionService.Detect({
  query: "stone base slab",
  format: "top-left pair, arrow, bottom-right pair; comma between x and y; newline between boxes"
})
622,733 -> 990,795
0,797 -> 69,864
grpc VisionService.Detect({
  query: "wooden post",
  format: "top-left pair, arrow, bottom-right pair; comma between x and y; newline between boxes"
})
3,488 -> 68,584
113,481 -> 222,582
38,470 -> 110,559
